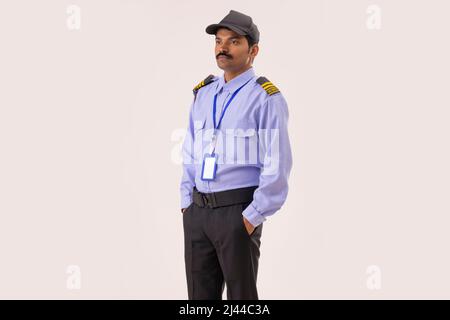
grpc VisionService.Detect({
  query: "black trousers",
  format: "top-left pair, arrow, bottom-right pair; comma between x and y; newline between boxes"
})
183,198 -> 263,300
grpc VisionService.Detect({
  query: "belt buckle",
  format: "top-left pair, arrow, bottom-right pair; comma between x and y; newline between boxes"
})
202,193 -> 217,208
201,194 -> 209,208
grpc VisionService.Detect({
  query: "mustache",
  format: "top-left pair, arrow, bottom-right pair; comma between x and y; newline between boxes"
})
216,52 -> 232,59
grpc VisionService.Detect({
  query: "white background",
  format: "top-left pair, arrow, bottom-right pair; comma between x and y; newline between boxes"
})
0,0 -> 449,299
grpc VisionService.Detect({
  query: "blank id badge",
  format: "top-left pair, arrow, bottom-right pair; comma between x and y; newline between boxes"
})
201,153 -> 218,181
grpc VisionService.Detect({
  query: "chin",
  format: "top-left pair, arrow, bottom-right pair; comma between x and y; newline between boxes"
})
216,62 -> 229,71
217,60 -> 235,68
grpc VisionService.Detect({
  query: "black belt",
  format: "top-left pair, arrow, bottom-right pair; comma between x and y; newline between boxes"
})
192,186 -> 258,209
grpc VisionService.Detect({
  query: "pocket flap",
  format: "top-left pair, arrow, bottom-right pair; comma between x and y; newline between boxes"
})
193,117 -> 206,131
227,120 -> 257,137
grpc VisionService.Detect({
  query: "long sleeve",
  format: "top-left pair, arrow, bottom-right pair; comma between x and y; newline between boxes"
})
180,100 -> 196,209
242,93 -> 293,227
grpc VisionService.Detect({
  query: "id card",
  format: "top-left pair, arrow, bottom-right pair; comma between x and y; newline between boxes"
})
201,153 -> 217,181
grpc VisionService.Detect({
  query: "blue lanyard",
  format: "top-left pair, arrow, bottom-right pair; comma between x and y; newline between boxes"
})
213,78 -> 253,130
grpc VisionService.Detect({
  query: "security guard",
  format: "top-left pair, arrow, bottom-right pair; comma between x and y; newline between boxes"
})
180,10 -> 292,300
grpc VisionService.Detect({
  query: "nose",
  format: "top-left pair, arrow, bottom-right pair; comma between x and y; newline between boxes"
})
217,42 -> 229,53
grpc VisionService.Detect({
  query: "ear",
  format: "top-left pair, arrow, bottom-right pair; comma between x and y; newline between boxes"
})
250,44 -> 259,58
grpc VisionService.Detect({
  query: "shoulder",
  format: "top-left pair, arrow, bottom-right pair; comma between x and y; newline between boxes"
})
251,76 -> 288,117
192,74 -> 218,97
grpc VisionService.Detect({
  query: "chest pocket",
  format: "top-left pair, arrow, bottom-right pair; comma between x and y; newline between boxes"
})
194,117 -> 212,139
223,119 -> 258,164
193,117 -> 206,132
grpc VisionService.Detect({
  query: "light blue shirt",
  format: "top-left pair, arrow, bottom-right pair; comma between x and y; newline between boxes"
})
180,67 -> 292,227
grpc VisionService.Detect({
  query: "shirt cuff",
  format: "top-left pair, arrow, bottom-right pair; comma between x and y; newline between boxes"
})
181,195 -> 192,209
242,203 -> 266,227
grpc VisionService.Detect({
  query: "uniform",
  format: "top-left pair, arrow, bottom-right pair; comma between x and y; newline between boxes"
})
180,9 -> 292,300
180,67 -> 293,299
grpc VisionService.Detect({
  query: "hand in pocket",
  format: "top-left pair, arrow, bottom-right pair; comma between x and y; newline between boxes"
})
242,216 -> 255,236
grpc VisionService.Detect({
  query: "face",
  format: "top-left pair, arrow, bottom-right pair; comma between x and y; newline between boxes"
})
215,28 -> 258,73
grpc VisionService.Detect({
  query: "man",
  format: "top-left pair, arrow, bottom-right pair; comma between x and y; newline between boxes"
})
180,10 -> 292,300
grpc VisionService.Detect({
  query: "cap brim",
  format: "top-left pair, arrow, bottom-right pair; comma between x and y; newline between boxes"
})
205,23 -> 247,36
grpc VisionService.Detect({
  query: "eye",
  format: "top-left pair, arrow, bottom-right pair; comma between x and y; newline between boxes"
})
232,40 -> 239,45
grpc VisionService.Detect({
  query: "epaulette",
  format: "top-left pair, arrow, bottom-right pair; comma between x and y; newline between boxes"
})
193,74 -> 215,96
256,76 -> 280,96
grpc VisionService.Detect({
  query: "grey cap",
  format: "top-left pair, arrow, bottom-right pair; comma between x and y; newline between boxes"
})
206,10 -> 260,44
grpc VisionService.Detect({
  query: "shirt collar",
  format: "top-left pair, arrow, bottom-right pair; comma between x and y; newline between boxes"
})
215,67 -> 256,94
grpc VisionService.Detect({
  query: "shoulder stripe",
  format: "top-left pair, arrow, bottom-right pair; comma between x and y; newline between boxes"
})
256,76 -> 280,96
193,74 -> 215,96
